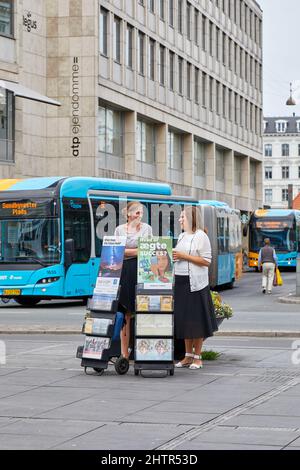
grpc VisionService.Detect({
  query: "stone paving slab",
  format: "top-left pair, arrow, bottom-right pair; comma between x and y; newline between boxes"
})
118,410 -> 218,426
189,425 -> 300,447
0,418 -> 106,438
245,396 -> 300,417
52,423 -> 194,450
222,414 -> 300,430
175,441 -> 281,450
0,433 -> 68,450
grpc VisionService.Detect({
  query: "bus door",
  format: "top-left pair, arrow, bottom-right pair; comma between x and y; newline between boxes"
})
216,209 -> 232,285
63,198 -> 94,297
202,206 -> 218,288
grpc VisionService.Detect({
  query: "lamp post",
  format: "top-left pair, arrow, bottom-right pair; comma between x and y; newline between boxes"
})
285,82 -> 300,297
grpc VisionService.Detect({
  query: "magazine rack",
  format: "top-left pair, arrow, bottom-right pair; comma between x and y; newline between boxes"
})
76,289 -> 129,376
134,285 -> 174,377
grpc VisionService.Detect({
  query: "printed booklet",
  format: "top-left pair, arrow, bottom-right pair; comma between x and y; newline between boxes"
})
82,336 -> 110,360
84,317 -> 113,336
136,294 -> 173,312
138,237 -> 173,290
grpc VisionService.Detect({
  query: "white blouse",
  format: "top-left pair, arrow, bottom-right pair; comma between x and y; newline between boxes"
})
174,230 -> 212,292
114,223 -> 153,249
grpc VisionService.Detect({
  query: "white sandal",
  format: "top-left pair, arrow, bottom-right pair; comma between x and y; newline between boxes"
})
189,354 -> 203,370
175,353 -> 194,368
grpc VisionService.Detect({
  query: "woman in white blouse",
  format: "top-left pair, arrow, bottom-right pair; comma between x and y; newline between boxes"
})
173,206 -> 218,370
115,201 -> 152,358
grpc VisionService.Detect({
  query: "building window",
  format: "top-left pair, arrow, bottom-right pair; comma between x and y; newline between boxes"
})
138,32 -> 144,75
282,188 -> 288,202
194,140 -> 206,177
209,21 -> 213,56
282,166 -> 289,179
194,9 -> 199,45
159,0 -> 165,20
187,63 -> 191,100
178,0 -> 183,33
178,57 -> 183,95
298,166 -> 300,178
194,68 -> 199,104
169,0 -> 174,26
136,120 -> 156,164
264,144 -> 272,157
216,28 -> 220,61
222,32 -> 226,65
149,39 -> 155,81
298,144 -> 300,157
216,81 -> 220,115
0,88 -> 14,162
169,51 -> 174,91
202,73 -> 206,107
168,131 -> 183,170
186,2 -> 191,40
265,189 -> 273,203
276,121 -> 287,132
250,162 -> 256,189
98,105 -> 123,158
235,158 -> 242,185
0,0 -> 13,36
297,121 -> 300,133
202,15 -> 206,51
216,149 -> 225,182
126,25 -> 133,69
159,45 -> 165,85
99,8 -> 108,56
149,0 -> 155,13
265,166 -> 272,180
209,77 -> 213,111
282,143 -> 289,157
113,17 -> 121,63
222,85 -> 226,117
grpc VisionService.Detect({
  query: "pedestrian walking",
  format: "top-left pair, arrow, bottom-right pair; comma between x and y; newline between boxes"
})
173,206 -> 218,370
258,238 -> 278,294
114,201 -> 153,359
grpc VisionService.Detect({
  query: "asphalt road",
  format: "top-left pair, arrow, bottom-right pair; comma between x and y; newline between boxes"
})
0,271 -> 299,334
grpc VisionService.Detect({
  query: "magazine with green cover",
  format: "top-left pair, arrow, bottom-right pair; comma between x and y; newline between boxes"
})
138,237 -> 173,290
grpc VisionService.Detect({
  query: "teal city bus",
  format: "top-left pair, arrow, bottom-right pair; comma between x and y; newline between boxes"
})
0,177 -> 241,306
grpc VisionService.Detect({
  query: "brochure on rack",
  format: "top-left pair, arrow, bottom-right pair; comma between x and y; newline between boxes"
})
92,235 -> 126,309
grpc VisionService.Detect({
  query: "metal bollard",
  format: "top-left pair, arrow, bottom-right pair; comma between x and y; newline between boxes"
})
297,258 -> 300,297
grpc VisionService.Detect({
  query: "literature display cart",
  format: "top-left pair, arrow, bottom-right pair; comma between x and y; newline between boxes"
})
134,237 -> 175,377
76,236 -> 129,376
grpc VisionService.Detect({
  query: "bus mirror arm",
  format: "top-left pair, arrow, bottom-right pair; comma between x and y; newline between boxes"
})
64,238 -> 75,268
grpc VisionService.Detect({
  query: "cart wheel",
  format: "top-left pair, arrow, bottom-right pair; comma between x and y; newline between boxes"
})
93,368 -> 104,376
169,369 -> 174,376
115,357 -> 129,375
134,369 -> 139,376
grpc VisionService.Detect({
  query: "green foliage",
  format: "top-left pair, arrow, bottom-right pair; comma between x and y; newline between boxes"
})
211,291 -> 233,319
201,350 -> 220,360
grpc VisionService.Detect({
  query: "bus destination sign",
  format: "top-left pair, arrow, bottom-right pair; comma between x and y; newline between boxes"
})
256,220 -> 290,229
0,199 -> 57,218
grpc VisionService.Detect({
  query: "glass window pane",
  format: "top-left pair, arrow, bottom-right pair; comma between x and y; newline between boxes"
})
0,1 -> 13,36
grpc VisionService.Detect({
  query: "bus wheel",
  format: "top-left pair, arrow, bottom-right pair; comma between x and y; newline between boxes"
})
15,297 -> 41,307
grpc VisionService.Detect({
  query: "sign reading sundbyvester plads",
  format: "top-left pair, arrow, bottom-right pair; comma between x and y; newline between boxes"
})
71,57 -> 81,157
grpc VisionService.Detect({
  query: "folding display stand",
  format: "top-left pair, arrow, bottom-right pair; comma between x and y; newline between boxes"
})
76,292 -> 129,376
134,286 -> 174,377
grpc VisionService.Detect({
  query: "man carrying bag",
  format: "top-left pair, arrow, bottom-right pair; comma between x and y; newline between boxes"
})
258,238 -> 278,294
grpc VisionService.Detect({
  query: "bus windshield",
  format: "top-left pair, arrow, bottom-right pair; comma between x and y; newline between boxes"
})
250,226 -> 296,253
0,218 -> 61,265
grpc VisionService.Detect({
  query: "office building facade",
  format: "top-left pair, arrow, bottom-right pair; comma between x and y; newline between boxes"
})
263,116 -> 300,209
0,0 -> 263,212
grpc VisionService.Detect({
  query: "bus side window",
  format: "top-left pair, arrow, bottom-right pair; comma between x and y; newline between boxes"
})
147,201 -> 182,247
63,200 -> 91,263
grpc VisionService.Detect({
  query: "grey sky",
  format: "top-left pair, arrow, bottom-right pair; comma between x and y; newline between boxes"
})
258,0 -> 300,117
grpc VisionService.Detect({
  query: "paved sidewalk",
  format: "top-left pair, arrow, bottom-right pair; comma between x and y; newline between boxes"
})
0,334 -> 299,450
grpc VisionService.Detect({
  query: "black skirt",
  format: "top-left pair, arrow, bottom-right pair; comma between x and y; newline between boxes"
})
174,275 -> 218,339
118,257 -> 137,315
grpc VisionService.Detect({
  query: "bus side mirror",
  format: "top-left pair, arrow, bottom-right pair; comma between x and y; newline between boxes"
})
64,238 -> 75,268
243,225 -> 248,237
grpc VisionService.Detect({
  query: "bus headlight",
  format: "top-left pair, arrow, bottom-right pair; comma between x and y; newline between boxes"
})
37,277 -> 60,284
